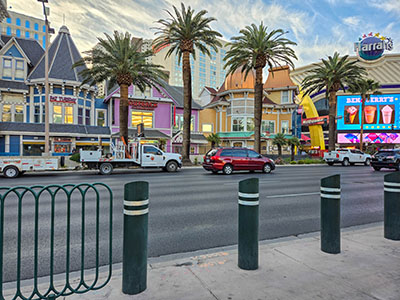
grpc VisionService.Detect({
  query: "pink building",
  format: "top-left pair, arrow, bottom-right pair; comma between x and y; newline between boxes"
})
104,82 -> 207,155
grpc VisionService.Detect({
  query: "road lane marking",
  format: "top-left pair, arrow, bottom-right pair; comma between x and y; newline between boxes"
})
266,192 -> 319,199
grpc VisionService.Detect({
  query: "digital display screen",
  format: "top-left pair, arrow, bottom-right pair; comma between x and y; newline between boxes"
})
336,94 -> 400,130
338,133 -> 400,144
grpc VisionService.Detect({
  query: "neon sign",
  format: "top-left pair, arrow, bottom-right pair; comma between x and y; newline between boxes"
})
50,95 -> 77,104
354,32 -> 393,61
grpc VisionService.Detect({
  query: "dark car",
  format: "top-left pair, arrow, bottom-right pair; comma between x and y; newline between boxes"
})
371,149 -> 400,171
202,147 -> 275,175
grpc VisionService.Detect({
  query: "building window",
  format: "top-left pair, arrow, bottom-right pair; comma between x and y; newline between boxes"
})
15,60 -> 24,80
190,146 -> 195,154
34,33 -> 38,40
2,58 -> 12,78
6,18 -> 11,24
85,109 -> 90,125
42,36 -> 46,48
34,23 -> 39,31
15,105 -> 24,122
43,25 -> 46,32
202,123 -> 213,132
262,120 -> 275,134
281,90 -> 290,104
78,107 -> 83,124
132,111 -> 153,128
246,118 -> 254,131
42,105 -> 45,124
16,29 -> 21,37
16,18 -> 21,26
34,106 -> 40,123
281,120 -> 289,134
2,104 -> 11,122
25,20 -> 30,28
232,117 -> 245,132
64,106 -> 73,124
97,110 -> 106,127
25,31 -> 30,39
6,27 -> 11,35
53,105 -> 62,123
174,115 -> 194,131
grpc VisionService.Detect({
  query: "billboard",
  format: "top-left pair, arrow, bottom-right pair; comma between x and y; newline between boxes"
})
336,94 -> 400,131
338,133 -> 400,144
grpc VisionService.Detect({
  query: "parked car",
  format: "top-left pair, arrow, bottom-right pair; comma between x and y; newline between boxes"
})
371,149 -> 400,171
202,147 -> 275,175
323,148 -> 371,166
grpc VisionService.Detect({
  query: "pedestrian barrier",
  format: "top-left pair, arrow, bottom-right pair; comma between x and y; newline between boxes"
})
320,174 -> 341,254
122,181 -> 149,295
0,183 -> 113,300
238,178 -> 259,270
384,172 -> 400,240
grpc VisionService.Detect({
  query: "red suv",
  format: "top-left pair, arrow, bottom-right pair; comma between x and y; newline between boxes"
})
202,147 -> 275,175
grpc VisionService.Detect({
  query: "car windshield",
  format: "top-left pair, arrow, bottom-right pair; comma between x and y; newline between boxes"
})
376,151 -> 395,156
206,149 -> 218,157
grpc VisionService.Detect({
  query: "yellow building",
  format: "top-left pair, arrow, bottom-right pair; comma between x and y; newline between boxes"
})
199,66 -> 298,154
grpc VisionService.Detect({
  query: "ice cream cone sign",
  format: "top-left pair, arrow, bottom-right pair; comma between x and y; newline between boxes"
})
346,106 -> 358,123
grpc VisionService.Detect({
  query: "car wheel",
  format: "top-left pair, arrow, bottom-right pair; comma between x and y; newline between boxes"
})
342,158 -> 350,166
99,163 -> 113,175
263,163 -> 272,174
166,161 -> 178,172
327,162 -> 334,166
3,166 -> 19,178
222,164 -> 233,175
364,158 -> 371,166
373,166 -> 381,171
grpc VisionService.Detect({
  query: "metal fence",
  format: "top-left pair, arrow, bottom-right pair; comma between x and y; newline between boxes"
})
0,183 -> 113,300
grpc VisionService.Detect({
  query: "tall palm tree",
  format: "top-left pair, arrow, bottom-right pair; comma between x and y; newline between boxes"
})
224,22 -> 297,153
348,78 -> 381,151
153,3 -> 222,164
288,136 -> 301,161
272,133 -> 287,157
301,52 -> 366,151
73,31 -> 167,146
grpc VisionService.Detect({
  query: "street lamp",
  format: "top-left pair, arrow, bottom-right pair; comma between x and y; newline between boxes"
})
37,0 -> 55,156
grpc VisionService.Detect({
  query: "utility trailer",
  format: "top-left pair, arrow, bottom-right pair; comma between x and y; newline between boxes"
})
0,157 -> 62,178
80,139 -> 182,175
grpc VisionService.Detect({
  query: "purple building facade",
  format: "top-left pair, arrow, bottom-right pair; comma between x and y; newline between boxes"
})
104,82 -> 207,155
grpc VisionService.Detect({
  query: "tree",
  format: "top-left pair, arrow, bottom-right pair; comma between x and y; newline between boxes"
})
301,52 -> 366,151
224,22 -> 297,153
287,136 -> 301,161
272,133 -> 287,157
73,31 -> 167,146
158,138 -> 167,151
347,78 -> 381,151
206,133 -> 220,148
153,3 -> 222,164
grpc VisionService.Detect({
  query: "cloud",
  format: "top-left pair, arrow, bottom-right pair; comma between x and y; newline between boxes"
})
370,0 -> 400,15
342,16 -> 360,27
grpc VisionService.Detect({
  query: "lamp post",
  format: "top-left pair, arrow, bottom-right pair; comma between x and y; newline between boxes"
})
37,0 -> 54,156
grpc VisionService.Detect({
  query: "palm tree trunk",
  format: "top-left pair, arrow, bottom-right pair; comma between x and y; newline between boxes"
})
359,95 -> 366,151
328,91 -> 337,151
119,83 -> 129,144
291,144 -> 295,161
254,67 -> 263,153
278,145 -> 282,157
182,51 -> 192,165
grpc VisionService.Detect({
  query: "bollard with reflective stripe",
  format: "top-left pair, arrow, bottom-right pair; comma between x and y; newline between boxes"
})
238,178 -> 259,270
122,181 -> 149,295
384,172 -> 400,240
320,174 -> 341,254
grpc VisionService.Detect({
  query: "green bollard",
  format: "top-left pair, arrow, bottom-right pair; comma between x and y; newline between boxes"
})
320,174 -> 341,254
238,178 -> 259,270
384,172 -> 400,240
122,181 -> 149,295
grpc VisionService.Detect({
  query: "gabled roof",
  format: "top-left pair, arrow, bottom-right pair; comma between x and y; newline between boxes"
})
204,86 -> 217,94
162,83 -> 202,109
263,96 -> 277,105
28,26 -> 86,83
0,35 -> 44,68
264,65 -> 297,90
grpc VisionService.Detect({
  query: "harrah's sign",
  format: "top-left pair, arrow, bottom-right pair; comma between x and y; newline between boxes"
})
128,100 -> 158,110
50,95 -> 77,104
354,32 -> 393,61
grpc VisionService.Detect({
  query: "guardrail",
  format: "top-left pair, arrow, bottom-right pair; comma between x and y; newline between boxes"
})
0,183 -> 113,300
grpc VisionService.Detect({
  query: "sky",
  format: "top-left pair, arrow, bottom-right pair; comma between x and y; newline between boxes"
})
8,0 -> 400,67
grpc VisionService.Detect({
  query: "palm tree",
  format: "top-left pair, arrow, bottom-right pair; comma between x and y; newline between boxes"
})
272,133 -> 287,157
224,22 -> 297,153
348,78 -> 381,151
206,133 -> 220,148
153,3 -> 222,164
288,136 -> 301,161
301,52 -> 366,151
73,31 -> 167,146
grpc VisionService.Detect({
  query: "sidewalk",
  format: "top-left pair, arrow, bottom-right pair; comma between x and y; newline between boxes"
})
6,223 -> 400,300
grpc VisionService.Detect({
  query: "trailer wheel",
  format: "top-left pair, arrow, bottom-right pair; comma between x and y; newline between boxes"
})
166,161 -> 178,172
3,166 -> 19,178
99,163 -> 113,175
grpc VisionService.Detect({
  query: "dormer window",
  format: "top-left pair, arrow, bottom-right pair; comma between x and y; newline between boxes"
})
2,58 -> 26,81
15,60 -> 24,80
2,58 -> 12,79
281,90 -> 290,104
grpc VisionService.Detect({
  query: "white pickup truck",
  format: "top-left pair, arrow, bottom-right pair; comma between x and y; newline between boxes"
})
80,139 -> 182,175
323,148 -> 371,166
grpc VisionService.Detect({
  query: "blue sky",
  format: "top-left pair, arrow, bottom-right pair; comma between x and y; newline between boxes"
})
9,0 -> 400,67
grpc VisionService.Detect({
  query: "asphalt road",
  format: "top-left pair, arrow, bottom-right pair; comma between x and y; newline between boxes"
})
0,165 -> 388,282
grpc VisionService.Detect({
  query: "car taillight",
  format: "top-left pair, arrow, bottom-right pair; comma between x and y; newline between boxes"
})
210,156 -> 221,163
336,154 -> 339,158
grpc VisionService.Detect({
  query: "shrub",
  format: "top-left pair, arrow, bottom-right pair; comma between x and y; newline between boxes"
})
290,161 -> 297,165
274,157 -> 284,165
297,160 -> 305,164
194,157 -> 198,165
69,153 -> 80,162
283,157 -> 291,164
